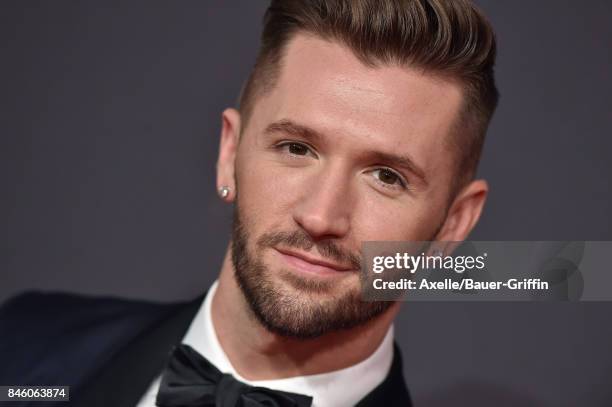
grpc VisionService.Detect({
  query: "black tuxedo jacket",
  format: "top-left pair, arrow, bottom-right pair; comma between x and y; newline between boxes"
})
0,291 -> 412,407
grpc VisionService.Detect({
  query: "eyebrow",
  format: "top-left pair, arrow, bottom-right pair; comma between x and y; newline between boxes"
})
264,119 -> 428,186
264,119 -> 323,144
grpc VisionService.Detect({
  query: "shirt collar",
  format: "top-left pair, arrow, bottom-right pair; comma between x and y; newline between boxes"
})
181,281 -> 395,407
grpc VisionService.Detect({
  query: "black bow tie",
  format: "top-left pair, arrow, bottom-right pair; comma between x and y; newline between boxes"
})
155,344 -> 313,407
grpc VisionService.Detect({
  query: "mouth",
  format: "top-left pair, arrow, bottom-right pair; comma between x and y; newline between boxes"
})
274,247 -> 356,275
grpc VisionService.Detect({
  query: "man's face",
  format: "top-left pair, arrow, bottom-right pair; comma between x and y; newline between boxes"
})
223,34 -> 467,338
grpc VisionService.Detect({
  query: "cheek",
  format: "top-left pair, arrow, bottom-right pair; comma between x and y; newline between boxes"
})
234,154 -> 297,231
352,196 -> 443,241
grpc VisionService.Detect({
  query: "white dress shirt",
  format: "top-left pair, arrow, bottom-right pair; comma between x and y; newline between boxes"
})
136,281 -> 394,407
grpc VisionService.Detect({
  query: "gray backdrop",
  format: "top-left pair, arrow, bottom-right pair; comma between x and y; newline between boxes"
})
1,1 -> 611,406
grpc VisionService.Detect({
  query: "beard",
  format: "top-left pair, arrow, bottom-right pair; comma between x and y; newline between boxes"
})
230,204 -> 393,340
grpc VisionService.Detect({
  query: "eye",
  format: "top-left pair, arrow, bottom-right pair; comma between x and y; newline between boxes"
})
287,142 -> 309,155
276,141 -> 315,158
371,168 -> 407,189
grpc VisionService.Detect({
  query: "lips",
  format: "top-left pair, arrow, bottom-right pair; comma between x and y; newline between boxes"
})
274,248 -> 354,275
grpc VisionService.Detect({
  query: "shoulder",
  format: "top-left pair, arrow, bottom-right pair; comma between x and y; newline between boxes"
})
0,290 -> 203,386
0,291 -> 186,343
0,290 -> 188,320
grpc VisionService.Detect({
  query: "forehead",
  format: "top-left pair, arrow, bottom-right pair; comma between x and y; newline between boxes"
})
248,34 -> 464,175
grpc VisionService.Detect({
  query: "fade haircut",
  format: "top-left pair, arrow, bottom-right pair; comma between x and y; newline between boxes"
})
239,0 -> 499,189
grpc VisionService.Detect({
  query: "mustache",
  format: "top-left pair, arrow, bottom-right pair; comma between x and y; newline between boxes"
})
257,229 -> 362,270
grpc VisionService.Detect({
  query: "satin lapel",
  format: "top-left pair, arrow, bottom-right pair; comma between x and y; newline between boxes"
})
73,294 -> 204,407
356,343 -> 413,407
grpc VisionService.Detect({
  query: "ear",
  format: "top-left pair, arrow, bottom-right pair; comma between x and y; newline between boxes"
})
216,108 -> 241,203
435,179 -> 488,242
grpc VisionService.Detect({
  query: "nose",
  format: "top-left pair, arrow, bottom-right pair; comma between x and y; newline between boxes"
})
292,163 -> 352,240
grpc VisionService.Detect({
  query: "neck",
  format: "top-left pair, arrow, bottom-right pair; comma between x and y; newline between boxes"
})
211,245 -> 399,381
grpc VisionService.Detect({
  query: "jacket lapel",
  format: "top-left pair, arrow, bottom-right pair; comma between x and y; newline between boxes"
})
356,344 -> 412,407
73,294 -> 204,407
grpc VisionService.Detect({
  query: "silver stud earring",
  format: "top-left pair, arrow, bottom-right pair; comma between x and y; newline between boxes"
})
218,185 -> 231,199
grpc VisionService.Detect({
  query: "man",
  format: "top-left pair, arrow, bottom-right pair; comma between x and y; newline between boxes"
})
0,0 -> 498,406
